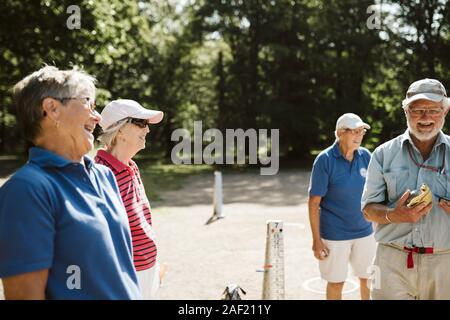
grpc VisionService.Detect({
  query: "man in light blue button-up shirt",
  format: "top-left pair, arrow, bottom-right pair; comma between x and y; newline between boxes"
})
362,78 -> 450,300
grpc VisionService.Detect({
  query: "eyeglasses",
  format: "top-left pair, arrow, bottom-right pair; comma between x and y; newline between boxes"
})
408,107 -> 444,116
53,96 -> 96,110
344,128 -> 367,135
43,96 -> 96,117
127,118 -> 149,129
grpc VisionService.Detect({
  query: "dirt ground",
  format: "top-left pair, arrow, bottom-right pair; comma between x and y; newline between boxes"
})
0,170 -> 363,300
153,170 -> 361,300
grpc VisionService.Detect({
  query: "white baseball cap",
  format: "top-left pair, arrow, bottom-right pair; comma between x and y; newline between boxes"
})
402,78 -> 449,108
336,113 -> 370,130
99,99 -> 164,130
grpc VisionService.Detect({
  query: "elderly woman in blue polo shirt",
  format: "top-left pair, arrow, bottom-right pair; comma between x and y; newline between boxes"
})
308,113 -> 376,300
0,66 -> 141,299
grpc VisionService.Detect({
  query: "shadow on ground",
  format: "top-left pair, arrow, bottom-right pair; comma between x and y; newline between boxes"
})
153,170 -> 311,207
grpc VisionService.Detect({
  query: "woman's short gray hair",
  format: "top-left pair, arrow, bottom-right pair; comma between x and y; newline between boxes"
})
12,65 -> 96,143
97,118 -> 129,148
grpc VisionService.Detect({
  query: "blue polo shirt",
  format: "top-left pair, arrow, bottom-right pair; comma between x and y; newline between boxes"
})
309,142 -> 373,240
0,147 -> 141,299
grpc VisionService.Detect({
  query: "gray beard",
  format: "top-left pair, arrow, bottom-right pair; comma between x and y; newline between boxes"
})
406,116 -> 443,141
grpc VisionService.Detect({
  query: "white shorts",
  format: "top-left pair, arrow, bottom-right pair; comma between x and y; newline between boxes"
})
136,262 -> 160,300
319,234 -> 376,283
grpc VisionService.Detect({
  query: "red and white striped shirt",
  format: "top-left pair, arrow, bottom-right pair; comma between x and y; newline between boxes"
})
95,149 -> 157,271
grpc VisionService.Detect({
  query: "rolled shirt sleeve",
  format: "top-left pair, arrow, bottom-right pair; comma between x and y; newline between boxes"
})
361,149 -> 387,211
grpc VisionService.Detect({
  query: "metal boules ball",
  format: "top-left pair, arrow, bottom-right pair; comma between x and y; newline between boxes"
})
405,184 -> 432,208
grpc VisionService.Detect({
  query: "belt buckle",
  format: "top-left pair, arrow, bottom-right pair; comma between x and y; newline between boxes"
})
418,247 -> 426,254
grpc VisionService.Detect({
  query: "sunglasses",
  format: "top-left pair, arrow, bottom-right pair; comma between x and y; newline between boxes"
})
127,118 -> 149,128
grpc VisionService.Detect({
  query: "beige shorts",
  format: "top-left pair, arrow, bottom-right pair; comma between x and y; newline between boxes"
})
136,261 -> 160,300
371,244 -> 450,300
319,234 -> 376,283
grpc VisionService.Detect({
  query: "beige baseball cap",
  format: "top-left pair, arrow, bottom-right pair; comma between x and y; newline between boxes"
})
402,78 -> 450,108
99,99 -> 164,130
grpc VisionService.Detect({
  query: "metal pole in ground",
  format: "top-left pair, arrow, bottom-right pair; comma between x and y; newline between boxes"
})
262,220 -> 285,300
213,171 -> 223,218
205,171 -> 224,225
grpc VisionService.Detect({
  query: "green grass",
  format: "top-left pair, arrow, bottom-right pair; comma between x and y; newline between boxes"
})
135,161 -> 214,201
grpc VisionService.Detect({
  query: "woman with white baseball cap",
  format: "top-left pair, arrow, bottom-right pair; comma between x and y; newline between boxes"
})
95,99 -> 164,299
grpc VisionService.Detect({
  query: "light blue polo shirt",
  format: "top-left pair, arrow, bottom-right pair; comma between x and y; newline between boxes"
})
0,147 -> 141,299
309,142 -> 373,240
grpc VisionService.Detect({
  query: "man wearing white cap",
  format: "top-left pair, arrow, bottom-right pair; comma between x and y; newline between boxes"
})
95,99 -> 164,299
308,113 -> 375,300
362,79 -> 450,299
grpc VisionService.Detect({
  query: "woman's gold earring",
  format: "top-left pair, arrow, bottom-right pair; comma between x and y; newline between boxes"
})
55,121 -> 60,129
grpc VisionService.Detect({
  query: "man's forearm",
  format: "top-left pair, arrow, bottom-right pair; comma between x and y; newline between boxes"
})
363,203 -> 392,224
308,202 -> 322,241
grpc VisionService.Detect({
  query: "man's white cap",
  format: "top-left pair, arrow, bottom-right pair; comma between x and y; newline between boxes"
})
402,78 -> 450,108
336,113 -> 370,130
99,99 -> 164,130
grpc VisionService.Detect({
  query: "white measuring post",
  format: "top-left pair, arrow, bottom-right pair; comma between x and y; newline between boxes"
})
213,171 -> 224,218
262,220 -> 285,300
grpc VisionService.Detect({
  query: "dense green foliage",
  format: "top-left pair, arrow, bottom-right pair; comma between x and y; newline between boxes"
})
1,0 -> 449,164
